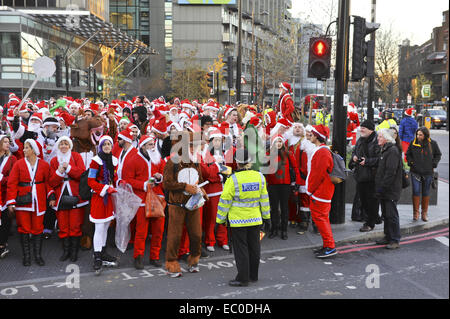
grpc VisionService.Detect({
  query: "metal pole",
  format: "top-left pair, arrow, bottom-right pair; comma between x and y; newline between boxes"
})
330,0 -> 351,225
65,55 -> 69,96
236,0 -> 242,102
367,0 -> 376,122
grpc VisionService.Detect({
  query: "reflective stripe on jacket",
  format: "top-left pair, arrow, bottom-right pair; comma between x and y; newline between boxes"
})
217,170 -> 270,227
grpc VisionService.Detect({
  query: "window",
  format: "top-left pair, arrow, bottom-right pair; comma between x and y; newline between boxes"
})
0,33 -> 21,58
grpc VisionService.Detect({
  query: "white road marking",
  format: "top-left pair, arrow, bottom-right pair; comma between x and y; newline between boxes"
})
435,236 -> 449,247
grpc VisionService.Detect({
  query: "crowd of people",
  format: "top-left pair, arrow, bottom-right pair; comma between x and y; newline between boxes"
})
0,82 -> 443,284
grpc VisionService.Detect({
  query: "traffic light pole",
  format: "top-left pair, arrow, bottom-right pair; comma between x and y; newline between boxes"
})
367,0 -> 376,122
236,0 -> 242,103
330,0 -> 351,225
65,56 -> 69,97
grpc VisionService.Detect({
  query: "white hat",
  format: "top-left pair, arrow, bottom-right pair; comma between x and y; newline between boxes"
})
24,139 -> 40,156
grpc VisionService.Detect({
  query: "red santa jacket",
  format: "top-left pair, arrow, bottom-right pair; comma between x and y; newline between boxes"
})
277,93 -> 295,124
87,155 -> 118,223
265,151 -> 301,186
200,147 -> 223,197
117,148 -> 148,206
289,142 -> 308,190
6,157 -> 53,215
136,149 -> 165,197
48,151 -> 88,210
1,154 -> 17,211
306,145 -> 335,203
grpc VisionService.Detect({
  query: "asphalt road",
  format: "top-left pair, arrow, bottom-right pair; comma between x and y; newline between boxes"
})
1,226 -> 447,302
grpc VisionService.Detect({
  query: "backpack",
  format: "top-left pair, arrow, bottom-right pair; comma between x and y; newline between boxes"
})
79,170 -> 92,200
328,149 -> 349,184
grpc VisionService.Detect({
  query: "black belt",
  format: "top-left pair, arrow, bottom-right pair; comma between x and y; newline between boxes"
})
18,181 -> 43,186
63,178 -> 72,181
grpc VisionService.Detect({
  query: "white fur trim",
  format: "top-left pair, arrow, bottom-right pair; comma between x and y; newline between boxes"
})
99,185 -> 110,197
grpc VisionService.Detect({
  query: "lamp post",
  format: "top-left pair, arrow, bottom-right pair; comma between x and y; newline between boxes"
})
236,0 -> 242,103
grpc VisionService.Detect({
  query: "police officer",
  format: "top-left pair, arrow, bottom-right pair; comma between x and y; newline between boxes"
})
216,149 -> 271,287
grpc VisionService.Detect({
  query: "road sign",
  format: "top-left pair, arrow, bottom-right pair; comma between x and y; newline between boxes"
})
407,94 -> 412,104
230,89 -> 235,96
421,85 -> 431,98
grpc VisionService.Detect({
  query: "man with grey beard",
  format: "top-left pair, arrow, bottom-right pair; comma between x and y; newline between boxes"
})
349,120 -> 381,232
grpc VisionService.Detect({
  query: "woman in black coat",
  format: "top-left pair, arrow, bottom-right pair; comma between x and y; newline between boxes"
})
406,127 -> 441,222
374,128 -> 403,249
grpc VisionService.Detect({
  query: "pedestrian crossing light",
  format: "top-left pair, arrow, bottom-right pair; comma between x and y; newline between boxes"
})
308,37 -> 332,80
97,79 -> 103,92
351,16 -> 380,81
207,71 -> 215,91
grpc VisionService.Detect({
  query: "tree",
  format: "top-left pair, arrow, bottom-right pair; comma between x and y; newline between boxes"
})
169,48 -> 210,101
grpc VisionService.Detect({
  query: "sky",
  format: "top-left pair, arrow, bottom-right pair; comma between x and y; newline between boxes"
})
291,0 -> 449,46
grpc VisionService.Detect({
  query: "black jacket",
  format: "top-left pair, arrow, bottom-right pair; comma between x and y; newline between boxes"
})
406,138 -> 441,176
375,142 -> 403,201
349,131 -> 380,183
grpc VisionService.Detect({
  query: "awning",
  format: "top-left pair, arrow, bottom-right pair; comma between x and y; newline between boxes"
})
427,52 -> 447,61
17,9 -> 158,56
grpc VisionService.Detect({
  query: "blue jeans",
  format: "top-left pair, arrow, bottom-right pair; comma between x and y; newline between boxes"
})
411,174 -> 433,197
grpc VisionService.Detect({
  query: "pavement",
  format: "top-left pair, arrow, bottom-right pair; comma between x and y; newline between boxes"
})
0,180 -> 448,285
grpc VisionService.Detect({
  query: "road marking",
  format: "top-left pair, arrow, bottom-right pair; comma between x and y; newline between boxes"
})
434,236 -> 449,247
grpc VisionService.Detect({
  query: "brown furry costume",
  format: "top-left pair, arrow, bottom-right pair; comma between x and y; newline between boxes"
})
163,131 -> 206,274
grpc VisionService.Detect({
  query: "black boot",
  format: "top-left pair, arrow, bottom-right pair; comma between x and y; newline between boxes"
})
269,226 -> 278,239
20,233 -> 31,267
31,234 -> 45,266
134,255 -> 144,270
59,237 -> 71,261
93,251 -> 102,275
70,236 -> 81,262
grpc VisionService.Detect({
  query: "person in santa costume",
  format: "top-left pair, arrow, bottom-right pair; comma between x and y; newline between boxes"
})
265,135 -> 301,240
0,135 -> 18,258
6,139 -> 55,266
201,126 -> 229,252
276,82 -> 295,125
134,135 -> 165,268
87,135 -> 119,274
306,125 -> 337,258
48,136 -> 87,262
223,106 -> 241,147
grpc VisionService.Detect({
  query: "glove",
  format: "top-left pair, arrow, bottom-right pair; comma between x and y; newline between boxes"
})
107,187 -> 117,194
263,219 -> 271,234
185,184 -> 198,195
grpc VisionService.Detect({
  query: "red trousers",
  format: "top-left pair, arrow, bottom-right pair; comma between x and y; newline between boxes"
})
16,210 -> 44,235
288,194 -> 301,223
202,196 -> 228,247
56,208 -> 84,238
310,199 -> 335,249
131,207 -> 165,259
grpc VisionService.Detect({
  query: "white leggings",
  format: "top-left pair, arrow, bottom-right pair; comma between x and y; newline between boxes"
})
93,221 -> 111,253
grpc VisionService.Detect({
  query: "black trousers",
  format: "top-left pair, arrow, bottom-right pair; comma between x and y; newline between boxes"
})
358,181 -> 380,227
268,184 -> 291,232
231,226 -> 261,283
0,209 -> 11,245
380,199 -> 401,243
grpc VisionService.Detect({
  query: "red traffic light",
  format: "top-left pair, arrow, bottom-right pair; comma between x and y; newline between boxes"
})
312,39 -> 328,57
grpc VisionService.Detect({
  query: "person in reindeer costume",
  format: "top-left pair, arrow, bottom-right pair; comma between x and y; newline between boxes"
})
163,130 -> 208,277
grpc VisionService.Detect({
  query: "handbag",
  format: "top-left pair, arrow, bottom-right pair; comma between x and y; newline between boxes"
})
145,187 -> 166,218
59,195 -> 80,210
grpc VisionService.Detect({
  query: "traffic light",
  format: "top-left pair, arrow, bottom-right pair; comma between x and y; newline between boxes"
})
351,16 -> 380,81
308,37 -> 332,80
224,56 -> 233,89
207,71 -> 215,92
97,79 -> 103,92
71,70 -> 80,87
93,72 -> 97,93
55,55 -> 62,87
83,68 -> 91,91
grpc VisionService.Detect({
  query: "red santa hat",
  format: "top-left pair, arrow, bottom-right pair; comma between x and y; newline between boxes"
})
248,116 -> 262,128
271,134 -> 286,147
208,126 -> 223,140
405,107 -> 416,117
311,124 -> 330,141
278,118 -> 292,128
264,111 -> 277,126
168,121 -> 182,132
139,135 -> 156,149
224,106 -> 236,118
126,122 -> 138,131
204,101 -> 220,112
118,128 -> 134,144
181,99 -> 193,110
24,139 -> 41,156
58,112 -> 75,126
29,112 -> 43,123
219,121 -> 230,136
279,82 -> 292,93
152,114 -> 168,135
86,103 -> 100,116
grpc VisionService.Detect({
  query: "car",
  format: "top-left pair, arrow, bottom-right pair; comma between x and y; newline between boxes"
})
422,109 -> 447,129
360,107 -> 382,124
